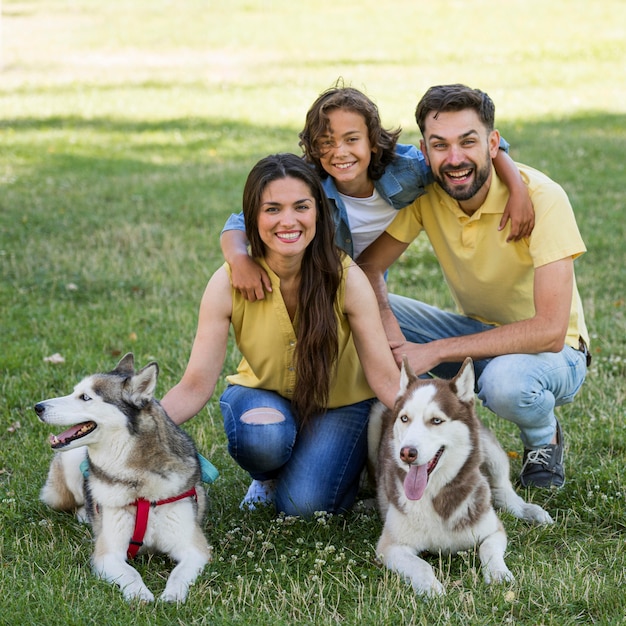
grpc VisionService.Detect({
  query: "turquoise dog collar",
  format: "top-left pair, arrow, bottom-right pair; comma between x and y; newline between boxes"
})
80,453 -> 219,484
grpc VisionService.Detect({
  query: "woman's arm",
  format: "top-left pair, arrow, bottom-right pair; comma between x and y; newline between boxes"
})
161,267 -> 233,424
343,262 -> 401,408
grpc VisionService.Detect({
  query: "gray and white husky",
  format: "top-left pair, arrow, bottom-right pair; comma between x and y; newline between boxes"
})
368,357 -> 553,597
35,353 -> 212,603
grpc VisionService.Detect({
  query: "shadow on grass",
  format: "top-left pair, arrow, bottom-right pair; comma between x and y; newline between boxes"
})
1,110 -> 624,367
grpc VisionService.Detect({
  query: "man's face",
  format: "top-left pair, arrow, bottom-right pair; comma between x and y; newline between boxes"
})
420,108 -> 499,205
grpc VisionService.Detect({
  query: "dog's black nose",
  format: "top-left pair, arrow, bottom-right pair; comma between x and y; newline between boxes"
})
34,403 -> 45,416
400,446 -> 418,464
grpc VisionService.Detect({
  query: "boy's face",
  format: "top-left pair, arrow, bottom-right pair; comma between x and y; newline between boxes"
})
317,109 -> 375,197
420,108 -> 500,207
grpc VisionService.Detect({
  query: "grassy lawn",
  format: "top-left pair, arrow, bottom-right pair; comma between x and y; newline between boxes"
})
1,1 -> 625,624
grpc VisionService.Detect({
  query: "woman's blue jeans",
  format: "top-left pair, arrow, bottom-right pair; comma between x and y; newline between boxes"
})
220,385 -> 375,517
389,294 -> 588,449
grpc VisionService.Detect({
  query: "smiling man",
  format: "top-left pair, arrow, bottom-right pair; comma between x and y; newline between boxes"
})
357,84 -> 590,489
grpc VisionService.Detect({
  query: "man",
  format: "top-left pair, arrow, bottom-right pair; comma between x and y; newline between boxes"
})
357,84 -> 590,488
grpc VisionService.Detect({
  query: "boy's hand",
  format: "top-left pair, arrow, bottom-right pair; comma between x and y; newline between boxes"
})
500,190 -> 535,241
230,256 -> 272,301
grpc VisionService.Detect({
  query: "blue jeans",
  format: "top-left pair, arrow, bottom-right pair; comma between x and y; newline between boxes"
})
389,294 -> 588,449
220,385 -> 374,517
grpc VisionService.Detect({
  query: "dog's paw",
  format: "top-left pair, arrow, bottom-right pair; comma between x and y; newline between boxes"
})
521,503 -> 554,525
123,584 -> 155,603
160,586 -> 189,603
484,566 -> 514,585
412,577 -> 445,597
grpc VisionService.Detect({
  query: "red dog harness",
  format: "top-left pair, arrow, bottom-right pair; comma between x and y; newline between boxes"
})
127,488 -> 198,559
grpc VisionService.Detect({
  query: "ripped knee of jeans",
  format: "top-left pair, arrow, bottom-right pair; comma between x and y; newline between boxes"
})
240,407 -> 286,425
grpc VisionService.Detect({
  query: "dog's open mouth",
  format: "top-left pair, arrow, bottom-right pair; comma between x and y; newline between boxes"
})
403,446 -> 444,501
49,422 -> 97,449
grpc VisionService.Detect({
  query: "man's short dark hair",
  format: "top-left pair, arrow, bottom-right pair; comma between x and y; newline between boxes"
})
415,84 -> 496,135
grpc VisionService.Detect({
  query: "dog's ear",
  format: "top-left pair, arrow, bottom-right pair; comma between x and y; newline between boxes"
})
452,357 -> 475,404
123,362 -> 159,408
114,353 -> 135,375
399,356 -> 416,395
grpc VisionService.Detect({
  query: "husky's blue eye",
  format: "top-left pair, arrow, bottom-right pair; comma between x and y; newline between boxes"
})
400,414 -> 409,423
79,393 -> 92,402
431,417 -> 442,425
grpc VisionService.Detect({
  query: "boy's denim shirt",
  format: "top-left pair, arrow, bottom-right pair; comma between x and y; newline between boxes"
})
220,139 -> 509,259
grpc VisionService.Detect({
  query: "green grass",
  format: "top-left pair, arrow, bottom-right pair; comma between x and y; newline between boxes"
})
1,1 -> 626,624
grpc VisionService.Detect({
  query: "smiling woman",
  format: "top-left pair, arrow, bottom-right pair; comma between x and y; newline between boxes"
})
256,177 -> 317,265
160,152 -> 401,518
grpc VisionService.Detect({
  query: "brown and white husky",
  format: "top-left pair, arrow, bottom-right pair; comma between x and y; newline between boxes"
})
368,357 -> 553,596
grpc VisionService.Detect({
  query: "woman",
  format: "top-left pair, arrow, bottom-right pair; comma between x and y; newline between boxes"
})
162,153 -> 400,517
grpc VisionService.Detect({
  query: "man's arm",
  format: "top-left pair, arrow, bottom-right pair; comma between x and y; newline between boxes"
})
394,258 -> 574,375
356,231 -> 411,347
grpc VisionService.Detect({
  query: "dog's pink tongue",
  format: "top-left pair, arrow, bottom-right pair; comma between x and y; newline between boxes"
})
404,463 -> 428,500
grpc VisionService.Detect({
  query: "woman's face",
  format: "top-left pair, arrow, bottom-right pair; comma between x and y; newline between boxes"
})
257,176 -> 317,261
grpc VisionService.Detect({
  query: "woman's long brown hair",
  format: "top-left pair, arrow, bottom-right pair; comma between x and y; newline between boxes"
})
243,153 -> 343,426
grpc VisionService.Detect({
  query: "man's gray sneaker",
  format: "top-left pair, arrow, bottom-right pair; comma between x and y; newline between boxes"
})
520,420 -> 565,488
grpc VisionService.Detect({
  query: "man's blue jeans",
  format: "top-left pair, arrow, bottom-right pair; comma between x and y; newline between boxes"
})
389,294 -> 588,449
220,385 -> 374,517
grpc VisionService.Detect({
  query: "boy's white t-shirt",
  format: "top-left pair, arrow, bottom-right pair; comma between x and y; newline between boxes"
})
339,189 -> 397,259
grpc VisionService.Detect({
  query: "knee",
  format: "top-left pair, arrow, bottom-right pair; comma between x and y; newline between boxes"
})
228,408 -> 294,472
477,362 -> 533,418
240,407 -> 285,425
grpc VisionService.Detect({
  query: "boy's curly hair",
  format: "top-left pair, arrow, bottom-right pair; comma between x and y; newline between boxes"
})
298,81 -> 401,181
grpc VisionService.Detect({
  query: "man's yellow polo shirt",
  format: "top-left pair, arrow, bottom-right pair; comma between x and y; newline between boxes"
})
386,163 -> 589,349
225,256 -> 374,407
